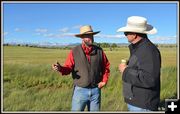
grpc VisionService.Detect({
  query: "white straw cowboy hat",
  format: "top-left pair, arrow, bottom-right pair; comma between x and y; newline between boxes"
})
75,25 -> 100,37
117,16 -> 157,34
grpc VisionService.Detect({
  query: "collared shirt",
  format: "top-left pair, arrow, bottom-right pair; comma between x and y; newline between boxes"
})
59,44 -> 110,83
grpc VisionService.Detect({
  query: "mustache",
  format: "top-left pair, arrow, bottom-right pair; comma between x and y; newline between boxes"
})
84,41 -> 93,46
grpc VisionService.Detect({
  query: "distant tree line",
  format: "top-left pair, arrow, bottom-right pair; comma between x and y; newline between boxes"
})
3,42 -> 118,48
3,43 -> 177,50
93,42 -> 118,48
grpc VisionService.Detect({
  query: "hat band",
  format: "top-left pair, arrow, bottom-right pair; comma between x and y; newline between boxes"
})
82,31 -> 94,34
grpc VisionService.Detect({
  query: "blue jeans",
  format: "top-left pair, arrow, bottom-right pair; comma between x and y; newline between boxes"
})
71,85 -> 101,111
127,104 -> 151,112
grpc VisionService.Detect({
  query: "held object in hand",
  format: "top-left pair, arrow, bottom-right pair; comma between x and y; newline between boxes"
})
121,59 -> 127,64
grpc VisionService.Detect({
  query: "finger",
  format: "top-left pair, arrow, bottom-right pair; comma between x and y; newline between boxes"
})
52,66 -> 58,71
98,84 -> 102,88
52,65 -> 56,70
52,64 -> 55,67
52,64 -> 57,68
53,67 -> 57,71
56,61 -> 60,65
98,82 -> 104,88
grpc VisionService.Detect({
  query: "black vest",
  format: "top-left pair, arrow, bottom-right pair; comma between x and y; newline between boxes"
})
72,45 -> 103,87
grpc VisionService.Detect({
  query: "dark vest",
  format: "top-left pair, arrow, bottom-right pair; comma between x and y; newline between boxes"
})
72,45 -> 103,87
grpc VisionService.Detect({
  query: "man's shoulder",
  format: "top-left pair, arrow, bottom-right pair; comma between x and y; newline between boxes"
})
137,40 -> 160,56
145,39 -> 159,51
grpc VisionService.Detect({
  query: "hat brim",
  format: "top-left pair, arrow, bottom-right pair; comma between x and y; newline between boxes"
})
75,31 -> 100,38
117,24 -> 157,34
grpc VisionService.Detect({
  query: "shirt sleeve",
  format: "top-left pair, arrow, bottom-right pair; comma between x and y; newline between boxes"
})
59,50 -> 74,75
101,51 -> 110,83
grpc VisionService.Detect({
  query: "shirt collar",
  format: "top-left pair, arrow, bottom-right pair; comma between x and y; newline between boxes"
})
82,44 -> 93,54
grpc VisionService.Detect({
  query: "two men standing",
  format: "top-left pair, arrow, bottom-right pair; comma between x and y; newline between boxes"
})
52,16 -> 161,112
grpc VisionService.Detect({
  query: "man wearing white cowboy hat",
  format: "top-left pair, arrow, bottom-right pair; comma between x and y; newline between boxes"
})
52,25 -> 110,111
117,16 -> 161,111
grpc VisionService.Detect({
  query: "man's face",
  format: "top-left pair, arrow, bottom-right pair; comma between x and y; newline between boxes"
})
81,34 -> 94,46
124,32 -> 136,43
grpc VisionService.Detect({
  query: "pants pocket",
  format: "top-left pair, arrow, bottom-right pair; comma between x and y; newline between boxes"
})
123,81 -> 134,100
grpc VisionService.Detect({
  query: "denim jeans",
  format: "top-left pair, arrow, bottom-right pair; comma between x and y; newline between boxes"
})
71,85 -> 101,111
127,104 -> 151,112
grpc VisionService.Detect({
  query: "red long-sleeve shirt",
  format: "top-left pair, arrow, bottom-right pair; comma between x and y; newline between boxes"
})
59,44 -> 110,83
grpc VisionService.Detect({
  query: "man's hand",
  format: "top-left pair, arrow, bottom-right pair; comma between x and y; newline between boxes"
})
52,61 -> 62,72
119,63 -> 127,73
98,82 -> 106,89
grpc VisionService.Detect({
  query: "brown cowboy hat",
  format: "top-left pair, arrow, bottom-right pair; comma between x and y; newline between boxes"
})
75,25 -> 100,38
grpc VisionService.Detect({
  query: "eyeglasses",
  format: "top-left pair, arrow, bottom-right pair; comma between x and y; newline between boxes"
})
124,32 -> 133,36
124,32 -> 131,36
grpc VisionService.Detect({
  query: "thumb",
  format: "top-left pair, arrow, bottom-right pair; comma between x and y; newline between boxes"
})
56,61 -> 62,67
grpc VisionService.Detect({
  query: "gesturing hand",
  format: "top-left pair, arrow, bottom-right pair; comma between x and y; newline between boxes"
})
52,61 -> 62,72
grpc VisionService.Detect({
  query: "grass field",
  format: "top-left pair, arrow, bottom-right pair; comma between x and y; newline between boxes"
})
2,45 -> 177,111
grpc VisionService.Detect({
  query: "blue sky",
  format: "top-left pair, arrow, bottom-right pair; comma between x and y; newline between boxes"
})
2,2 -> 178,45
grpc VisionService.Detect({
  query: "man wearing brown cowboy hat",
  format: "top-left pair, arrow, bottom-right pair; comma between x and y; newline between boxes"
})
117,16 -> 161,111
52,25 -> 110,111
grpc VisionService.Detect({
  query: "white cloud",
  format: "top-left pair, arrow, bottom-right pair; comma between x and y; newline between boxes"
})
96,34 -> 125,38
58,33 -> 75,37
150,36 -> 177,44
43,33 -> 55,37
58,25 -> 82,33
58,25 -> 83,33
72,25 -> 82,29
35,33 -> 41,35
35,28 -> 48,33
59,27 -> 70,33
3,32 -> 8,36
43,32 -> 75,38
14,28 -> 23,32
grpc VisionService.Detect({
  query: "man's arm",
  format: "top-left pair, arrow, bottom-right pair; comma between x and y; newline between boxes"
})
122,51 -> 160,88
53,50 -> 74,75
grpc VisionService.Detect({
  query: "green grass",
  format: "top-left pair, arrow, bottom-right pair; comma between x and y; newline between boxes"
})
3,46 -> 177,111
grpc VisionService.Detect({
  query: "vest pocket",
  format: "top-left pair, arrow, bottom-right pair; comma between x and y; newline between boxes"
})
123,81 -> 134,100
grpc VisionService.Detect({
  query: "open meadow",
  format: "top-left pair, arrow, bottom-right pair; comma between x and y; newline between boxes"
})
3,45 -> 177,111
